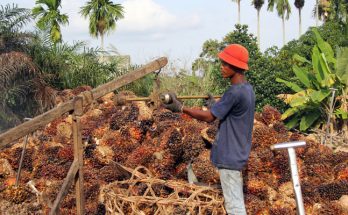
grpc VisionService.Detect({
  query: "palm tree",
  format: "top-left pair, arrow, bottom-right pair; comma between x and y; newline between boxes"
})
32,0 -> 69,44
294,0 -> 305,37
252,0 -> 264,47
268,0 -> 291,46
314,0 -> 330,22
0,4 -> 32,52
231,0 -> 242,24
80,0 -> 124,52
0,4 -> 56,132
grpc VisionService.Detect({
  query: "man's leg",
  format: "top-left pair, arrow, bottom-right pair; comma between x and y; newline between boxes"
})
219,169 -> 246,215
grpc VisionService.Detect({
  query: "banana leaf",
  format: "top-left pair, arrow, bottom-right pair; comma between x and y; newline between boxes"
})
276,78 -> 303,92
293,54 -> 311,64
312,46 -> 324,84
336,47 -> 348,85
300,110 -> 321,131
313,28 -> 336,64
308,89 -> 331,103
285,115 -> 300,129
319,53 -> 335,87
281,107 -> 299,120
293,65 -> 311,88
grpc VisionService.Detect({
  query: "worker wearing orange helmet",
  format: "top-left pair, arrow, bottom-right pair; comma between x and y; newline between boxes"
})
164,44 -> 255,215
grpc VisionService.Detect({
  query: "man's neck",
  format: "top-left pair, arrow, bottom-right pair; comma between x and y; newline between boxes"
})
230,73 -> 246,85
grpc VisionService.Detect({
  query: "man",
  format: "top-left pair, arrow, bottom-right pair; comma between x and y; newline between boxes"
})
164,44 -> 255,215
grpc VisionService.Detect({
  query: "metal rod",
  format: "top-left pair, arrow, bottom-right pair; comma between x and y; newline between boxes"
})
288,148 -> 305,215
271,141 -> 306,215
15,117 -> 32,187
125,95 -> 222,102
323,88 -> 337,145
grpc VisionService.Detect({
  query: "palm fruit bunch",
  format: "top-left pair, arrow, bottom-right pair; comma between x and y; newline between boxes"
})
1,88 -> 348,215
192,150 -> 220,184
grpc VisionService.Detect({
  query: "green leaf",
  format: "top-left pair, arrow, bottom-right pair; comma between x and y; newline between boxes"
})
335,108 -> 348,119
285,116 -> 300,129
299,111 -> 321,131
293,65 -> 311,88
308,89 -> 331,103
313,28 -> 335,64
293,54 -> 311,64
289,96 -> 308,107
312,46 -> 323,83
319,53 -> 335,87
276,78 -> 303,92
281,107 -> 299,120
336,47 -> 348,85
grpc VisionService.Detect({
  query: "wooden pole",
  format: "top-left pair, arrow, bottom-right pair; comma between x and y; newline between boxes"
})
91,57 -> 167,100
0,101 -> 74,149
72,96 -> 85,215
0,57 -> 168,149
49,160 -> 79,215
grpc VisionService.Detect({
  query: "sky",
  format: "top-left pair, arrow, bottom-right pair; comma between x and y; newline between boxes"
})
3,0 -> 321,68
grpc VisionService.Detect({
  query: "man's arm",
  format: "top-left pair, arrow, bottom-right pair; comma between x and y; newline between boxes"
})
182,107 -> 216,123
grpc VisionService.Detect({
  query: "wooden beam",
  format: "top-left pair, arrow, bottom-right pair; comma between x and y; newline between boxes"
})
50,160 -> 79,215
0,101 -> 74,149
0,57 -> 168,149
72,96 -> 85,215
91,57 -> 167,100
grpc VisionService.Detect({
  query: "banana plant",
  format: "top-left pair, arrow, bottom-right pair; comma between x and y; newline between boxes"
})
276,28 -> 345,131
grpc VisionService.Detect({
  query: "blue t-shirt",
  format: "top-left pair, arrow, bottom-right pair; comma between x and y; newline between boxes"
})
210,83 -> 255,170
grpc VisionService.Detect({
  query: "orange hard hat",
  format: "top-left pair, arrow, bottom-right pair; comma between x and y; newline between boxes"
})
218,44 -> 249,70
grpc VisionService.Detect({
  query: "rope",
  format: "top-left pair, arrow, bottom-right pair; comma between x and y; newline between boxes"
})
100,166 -> 226,214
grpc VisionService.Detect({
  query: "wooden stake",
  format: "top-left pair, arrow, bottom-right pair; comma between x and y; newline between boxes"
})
72,96 -> 85,215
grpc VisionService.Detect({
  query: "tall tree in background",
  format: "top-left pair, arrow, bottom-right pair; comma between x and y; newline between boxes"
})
80,0 -> 124,52
252,0 -> 264,47
231,0 -> 242,24
294,0 -> 305,37
268,0 -> 291,46
32,0 -> 68,44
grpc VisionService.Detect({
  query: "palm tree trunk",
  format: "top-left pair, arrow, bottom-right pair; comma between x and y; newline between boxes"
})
257,9 -> 260,48
101,34 -> 104,52
101,33 -> 104,61
238,0 -> 241,24
282,15 -> 285,46
299,9 -> 302,37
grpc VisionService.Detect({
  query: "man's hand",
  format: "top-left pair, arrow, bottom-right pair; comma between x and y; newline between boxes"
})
204,93 -> 216,109
163,93 -> 183,112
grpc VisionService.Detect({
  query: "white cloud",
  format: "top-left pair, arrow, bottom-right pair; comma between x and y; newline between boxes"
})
61,1 -> 89,36
118,0 -> 200,33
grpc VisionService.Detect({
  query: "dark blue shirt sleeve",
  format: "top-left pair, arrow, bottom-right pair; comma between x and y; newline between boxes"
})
211,90 -> 239,120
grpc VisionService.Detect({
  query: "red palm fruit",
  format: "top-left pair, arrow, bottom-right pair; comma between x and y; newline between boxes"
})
261,105 -> 282,126
126,145 -> 156,169
192,150 -> 220,184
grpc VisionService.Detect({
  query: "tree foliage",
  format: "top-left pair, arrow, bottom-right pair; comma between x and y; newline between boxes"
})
80,0 -> 124,50
193,24 -> 290,112
277,28 -> 348,131
32,0 -> 69,44
0,4 -> 32,53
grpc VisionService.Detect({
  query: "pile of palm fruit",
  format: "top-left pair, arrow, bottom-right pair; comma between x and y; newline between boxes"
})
0,89 -> 347,214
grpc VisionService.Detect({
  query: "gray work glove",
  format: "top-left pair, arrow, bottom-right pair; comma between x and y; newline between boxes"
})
163,93 -> 183,112
204,93 -> 216,109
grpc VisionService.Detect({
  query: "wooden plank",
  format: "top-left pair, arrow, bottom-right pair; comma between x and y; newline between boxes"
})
92,57 -> 167,100
0,101 -> 74,149
72,97 -> 85,215
50,160 -> 79,215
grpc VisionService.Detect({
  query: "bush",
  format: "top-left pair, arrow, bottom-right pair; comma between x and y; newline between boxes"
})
193,24 -> 290,112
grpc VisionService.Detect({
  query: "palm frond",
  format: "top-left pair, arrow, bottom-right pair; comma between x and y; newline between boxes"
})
0,4 -> 32,33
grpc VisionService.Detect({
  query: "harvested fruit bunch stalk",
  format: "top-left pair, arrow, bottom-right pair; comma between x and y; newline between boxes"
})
0,90 -> 347,214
